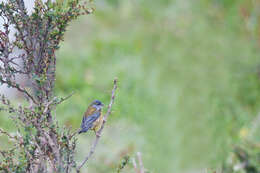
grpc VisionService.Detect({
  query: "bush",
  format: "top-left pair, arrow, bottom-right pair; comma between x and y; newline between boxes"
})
0,0 -> 118,172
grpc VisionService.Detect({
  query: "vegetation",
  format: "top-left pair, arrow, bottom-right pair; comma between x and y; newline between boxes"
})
1,0 -> 260,172
0,0 -> 114,172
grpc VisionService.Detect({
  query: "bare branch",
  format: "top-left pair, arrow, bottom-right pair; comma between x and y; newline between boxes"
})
0,78 -> 37,104
0,128 -> 17,140
76,78 -> 118,172
137,152 -> 145,173
68,128 -> 81,140
43,92 -> 75,114
132,158 -> 139,173
55,91 -> 75,105
132,152 -> 146,173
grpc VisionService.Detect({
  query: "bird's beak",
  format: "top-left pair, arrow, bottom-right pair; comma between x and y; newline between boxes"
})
101,103 -> 104,107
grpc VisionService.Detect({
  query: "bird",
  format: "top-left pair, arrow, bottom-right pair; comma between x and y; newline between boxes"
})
78,100 -> 104,135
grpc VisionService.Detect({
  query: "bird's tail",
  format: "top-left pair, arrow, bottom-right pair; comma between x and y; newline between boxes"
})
78,129 -> 86,134
78,126 -> 91,134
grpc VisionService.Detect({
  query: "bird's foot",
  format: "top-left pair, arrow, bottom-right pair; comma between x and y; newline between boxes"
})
95,132 -> 101,137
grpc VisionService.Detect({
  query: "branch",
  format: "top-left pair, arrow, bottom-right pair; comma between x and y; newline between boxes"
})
132,158 -> 139,173
0,128 -> 17,140
137,152 -> 145,173
76,78 -> 118,172
133,152 -> 145,173
55,91 -> 75,105
0,78 -> 37,104
43,91 -> 75,114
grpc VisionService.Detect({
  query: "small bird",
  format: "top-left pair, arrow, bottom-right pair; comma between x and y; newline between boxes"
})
78,100 -> 104,134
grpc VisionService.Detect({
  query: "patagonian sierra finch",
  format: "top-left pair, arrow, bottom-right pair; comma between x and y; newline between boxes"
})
78,100 -> 104,135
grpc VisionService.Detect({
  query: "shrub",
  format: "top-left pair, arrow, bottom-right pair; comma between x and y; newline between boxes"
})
0,0 -> 117,172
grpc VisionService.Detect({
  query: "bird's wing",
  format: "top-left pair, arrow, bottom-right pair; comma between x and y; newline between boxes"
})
80,105 -> 97,129
85,105 -> 97,117
81,110 -> 101,131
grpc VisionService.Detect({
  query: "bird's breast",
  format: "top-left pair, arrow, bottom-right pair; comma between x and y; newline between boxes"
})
91,113 -> 103,132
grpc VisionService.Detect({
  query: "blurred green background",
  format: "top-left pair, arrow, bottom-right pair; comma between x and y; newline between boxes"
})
3,0 -> 260,172
56,0 -> 260,172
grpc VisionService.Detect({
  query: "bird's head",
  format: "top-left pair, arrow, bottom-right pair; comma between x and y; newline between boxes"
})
91,100 -> 104,110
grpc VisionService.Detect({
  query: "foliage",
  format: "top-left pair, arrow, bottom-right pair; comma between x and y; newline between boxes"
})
222,116 -> 260,173
116,155 -> 130,173
1,0 -> 260,172
223,144 -> 260,173
0,0 -> 93,172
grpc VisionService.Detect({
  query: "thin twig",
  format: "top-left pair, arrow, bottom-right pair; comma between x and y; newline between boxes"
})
0,78 -> 37,104
54,91 -> 75,105
132,152 -> 146,173
68,128 -> 81,140
132,158 -> 139,173
76,79 -> 118,172
43,92 -> 75,114
137,152 -> 144,173
0,128 -> 17,140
